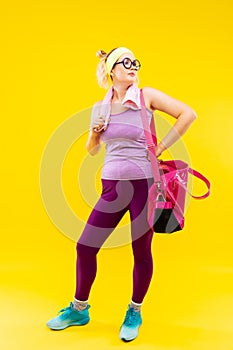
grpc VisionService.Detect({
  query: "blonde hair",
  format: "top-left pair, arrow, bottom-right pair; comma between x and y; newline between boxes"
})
96,48 -> 117,89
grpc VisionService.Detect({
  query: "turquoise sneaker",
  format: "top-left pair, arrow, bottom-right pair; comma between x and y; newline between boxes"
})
46,302 -> 90,330
119,305 -> 142,341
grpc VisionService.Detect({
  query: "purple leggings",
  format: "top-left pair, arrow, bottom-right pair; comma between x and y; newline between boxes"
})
75,178 -> 154,304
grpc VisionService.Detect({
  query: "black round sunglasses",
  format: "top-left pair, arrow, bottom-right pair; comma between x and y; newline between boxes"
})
112,57 -> 141,71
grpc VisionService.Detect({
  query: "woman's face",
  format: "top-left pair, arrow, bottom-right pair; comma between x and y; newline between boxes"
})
110,53 -> 139,85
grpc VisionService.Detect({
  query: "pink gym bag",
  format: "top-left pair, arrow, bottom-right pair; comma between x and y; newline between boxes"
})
140,89 -> 211,233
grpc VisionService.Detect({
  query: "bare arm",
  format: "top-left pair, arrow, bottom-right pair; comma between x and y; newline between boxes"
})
86,101 -> 104,156
142,87 -> 197,157
86,130 -> 102,156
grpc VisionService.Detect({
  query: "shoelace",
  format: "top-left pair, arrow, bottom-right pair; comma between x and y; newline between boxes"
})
58,302 -> 73,315
124,308 -> 140,326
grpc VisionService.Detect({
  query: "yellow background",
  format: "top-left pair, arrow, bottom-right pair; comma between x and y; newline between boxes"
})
1,0 -> 233,349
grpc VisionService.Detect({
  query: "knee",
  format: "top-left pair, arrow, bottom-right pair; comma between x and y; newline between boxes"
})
132,233 -> 153,262
133,249 -> 152,263
76,242 -> 99,259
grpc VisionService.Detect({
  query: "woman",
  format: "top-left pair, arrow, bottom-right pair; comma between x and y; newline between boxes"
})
46,47 -> 197,341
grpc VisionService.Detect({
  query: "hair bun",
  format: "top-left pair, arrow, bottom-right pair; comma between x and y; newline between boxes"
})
96,50 -> 107,59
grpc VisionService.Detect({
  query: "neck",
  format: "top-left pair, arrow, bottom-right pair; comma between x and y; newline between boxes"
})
112,83 -> 133,102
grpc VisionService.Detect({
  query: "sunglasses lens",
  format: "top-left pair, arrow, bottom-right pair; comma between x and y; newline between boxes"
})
123,58 -> 132,69
133,59 -> 141,70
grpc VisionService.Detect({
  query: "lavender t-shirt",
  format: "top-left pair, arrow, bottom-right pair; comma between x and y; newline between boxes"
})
100,108 -> 154,180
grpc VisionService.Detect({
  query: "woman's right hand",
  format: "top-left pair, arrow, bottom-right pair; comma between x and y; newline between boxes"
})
91,115 -> 105,133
